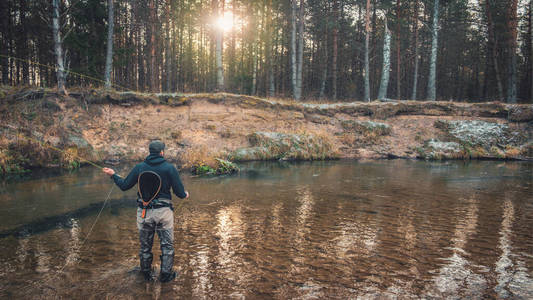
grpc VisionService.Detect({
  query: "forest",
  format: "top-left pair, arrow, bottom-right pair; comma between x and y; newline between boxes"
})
0,0 -> 531,103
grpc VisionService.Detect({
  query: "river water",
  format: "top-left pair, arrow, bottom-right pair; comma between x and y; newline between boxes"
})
0,160 -> 532,299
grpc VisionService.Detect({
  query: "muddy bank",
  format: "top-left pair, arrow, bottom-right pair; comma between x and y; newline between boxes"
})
1,87 -> 532,174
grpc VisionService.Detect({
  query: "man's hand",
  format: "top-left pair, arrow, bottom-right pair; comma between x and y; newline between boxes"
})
102,167 -> 115,176
185,191 -> 190,199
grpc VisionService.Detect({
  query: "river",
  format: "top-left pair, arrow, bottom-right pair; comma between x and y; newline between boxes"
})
0,160 -> 532,298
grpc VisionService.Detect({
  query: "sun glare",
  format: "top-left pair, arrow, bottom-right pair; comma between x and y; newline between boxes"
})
215,12 -> 234,32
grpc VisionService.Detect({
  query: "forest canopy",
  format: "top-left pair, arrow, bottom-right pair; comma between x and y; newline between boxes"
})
0,0 -> 531,103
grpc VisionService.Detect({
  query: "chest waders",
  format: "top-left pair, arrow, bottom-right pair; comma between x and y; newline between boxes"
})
137,171 -> 176,282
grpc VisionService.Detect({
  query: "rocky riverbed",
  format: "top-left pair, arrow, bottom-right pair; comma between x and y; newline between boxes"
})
1,86 -> 532,174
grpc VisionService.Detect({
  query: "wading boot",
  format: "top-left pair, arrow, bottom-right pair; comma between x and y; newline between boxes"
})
159,271 -> 176,283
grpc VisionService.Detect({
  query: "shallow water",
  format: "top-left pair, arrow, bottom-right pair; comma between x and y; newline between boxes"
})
0,160 -> 532,299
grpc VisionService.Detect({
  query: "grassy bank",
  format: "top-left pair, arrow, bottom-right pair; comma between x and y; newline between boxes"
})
1,86 -> 532,175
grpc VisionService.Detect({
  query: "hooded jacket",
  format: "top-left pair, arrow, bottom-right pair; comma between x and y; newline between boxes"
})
111,154 -> 187,200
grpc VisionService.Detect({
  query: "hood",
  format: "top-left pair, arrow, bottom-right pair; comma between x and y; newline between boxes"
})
144,154 -> 166,166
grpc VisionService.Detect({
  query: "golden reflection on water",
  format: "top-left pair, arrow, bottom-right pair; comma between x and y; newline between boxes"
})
215,204 -> 248,298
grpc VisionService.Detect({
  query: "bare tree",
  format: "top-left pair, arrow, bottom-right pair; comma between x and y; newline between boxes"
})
294,0 -> 304,100
411,0 -> 419,100
104,0 -> 114,89
506,0 -> 518,103
332,0 -> 338,100
318,24 -> 328,99
52,0 -> 66,94
214,0 -> 224,91
378,16 -> 391,100
396,0 -> 401,99
291,0 -> 297,99
364,0 -> 371,102
427,0 -> 439,101
485,0 -> 503,100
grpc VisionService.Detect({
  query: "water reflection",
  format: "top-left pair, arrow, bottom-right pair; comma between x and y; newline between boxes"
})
495,195 -> 533,298
215,205 -> 248,298
427,194 -> 486,298
0,160 -> 532,298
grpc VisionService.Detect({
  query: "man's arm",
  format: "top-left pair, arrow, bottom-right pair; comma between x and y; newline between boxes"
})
103,165 -> 139,191
170,165 -> 188,199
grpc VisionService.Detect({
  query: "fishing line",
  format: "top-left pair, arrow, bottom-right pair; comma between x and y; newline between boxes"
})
0,123 -> 120,293
0,123 -> 106,170
0,54 -> 133,91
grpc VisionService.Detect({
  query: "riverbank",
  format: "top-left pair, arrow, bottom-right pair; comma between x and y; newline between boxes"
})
1,86 -> 532,174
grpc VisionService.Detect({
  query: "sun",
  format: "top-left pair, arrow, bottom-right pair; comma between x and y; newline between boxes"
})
215,12 -> 234,32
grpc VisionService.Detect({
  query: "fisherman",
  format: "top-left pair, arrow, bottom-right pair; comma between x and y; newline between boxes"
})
102,140 -> 189,283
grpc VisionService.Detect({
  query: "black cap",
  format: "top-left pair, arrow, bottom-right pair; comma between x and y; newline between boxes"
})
149,140 -> 165,154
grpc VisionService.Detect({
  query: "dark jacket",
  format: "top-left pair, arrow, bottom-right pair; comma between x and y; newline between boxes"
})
111,154 -> 187,199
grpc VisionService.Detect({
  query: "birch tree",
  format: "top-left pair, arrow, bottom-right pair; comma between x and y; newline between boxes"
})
378,16 -> 391,100
427,0 -> 439,101
52,0 -> 66,94
292,0 -> 304,100
215,0 -> 224,91
104,0 -> 114,88
291,0 -> 297,99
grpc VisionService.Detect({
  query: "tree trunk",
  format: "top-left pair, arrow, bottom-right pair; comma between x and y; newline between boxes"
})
531,0 -> 533,102
104,0 -> 114,88
485,0 -> 503,101
19,0 -> 28,84
148,0 -> 156,91
411,0 -> 419,100
290,0 -> 298,99
215,0 -> 224,91
319,22 -> 328,99
52,0 -> 66,94
427,0 -> 439,101
396,0 -> 400,99
364,0 -> 371,101
266,0 -> 275,97
294,0 -> 304,100
332,0 -> 338,100
506,0 -> 518,103
378,18 -> 391,100
0,0 -> 9,84
165,0 -> 172,92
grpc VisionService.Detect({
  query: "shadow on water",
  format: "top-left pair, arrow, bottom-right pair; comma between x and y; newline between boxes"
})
0,196 -> 135,238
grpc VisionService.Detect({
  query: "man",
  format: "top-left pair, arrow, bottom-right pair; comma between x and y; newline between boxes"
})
102,140 -> 189,283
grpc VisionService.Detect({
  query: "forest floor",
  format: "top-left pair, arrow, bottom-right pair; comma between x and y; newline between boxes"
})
1,86 -> 532,174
